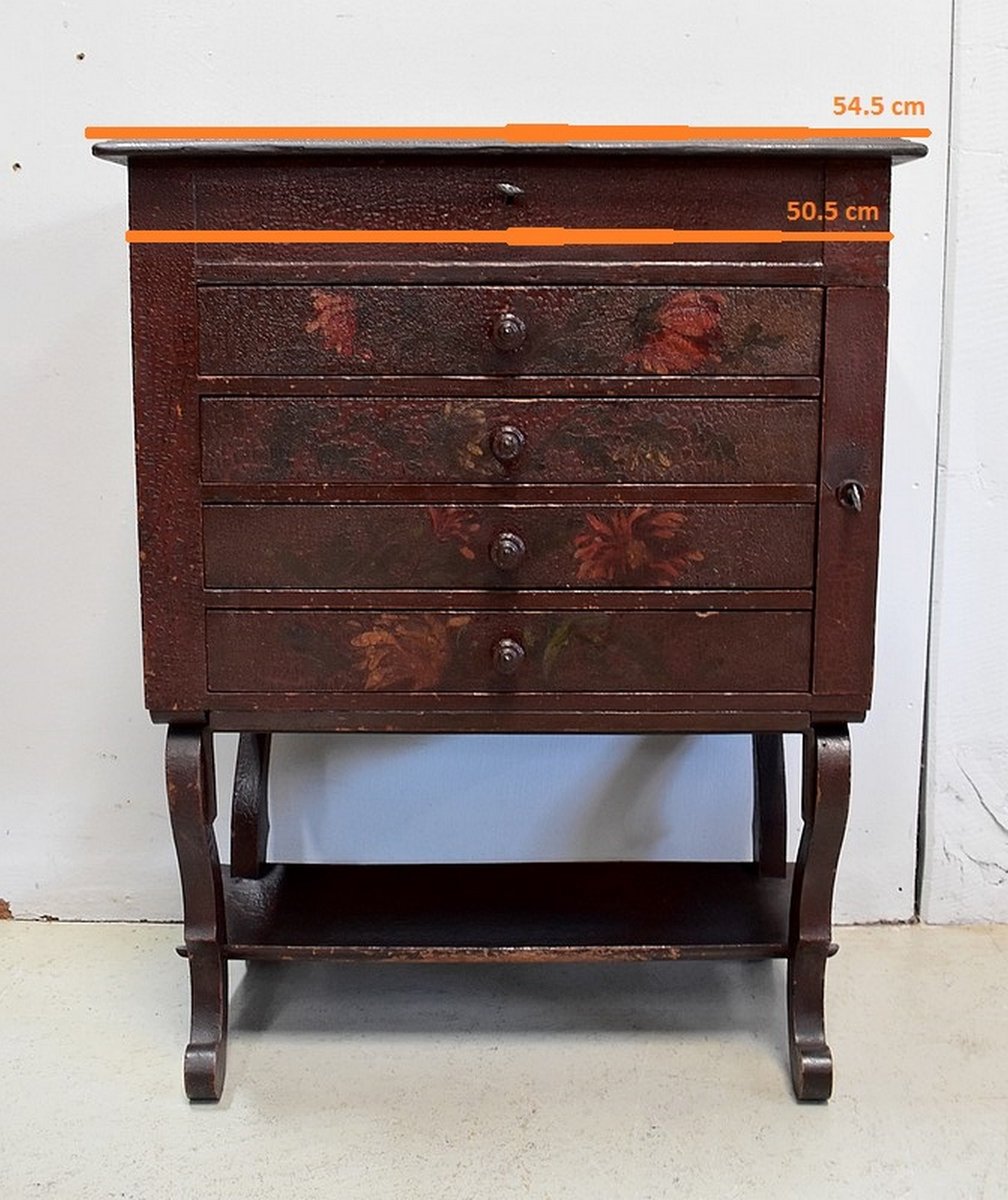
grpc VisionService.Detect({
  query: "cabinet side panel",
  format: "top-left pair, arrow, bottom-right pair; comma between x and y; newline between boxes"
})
822,159 -> 892,286
128,162 -> 206,712
813,286 -> 889,700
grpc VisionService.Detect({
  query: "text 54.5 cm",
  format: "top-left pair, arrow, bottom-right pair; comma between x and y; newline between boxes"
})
833,94 -> 926,117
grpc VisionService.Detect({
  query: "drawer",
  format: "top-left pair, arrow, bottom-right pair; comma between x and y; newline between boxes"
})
203,503 -> 815,590
197,286 -> 823,377
201,397 -> 820,486
193,153 -> 825,266
206,609 -> 812,694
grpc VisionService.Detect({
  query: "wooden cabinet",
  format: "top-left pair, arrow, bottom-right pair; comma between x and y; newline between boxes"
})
96,136 -> 925,1102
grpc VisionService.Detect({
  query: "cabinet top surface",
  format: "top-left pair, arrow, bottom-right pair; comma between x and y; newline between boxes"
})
92,138 -> 928,164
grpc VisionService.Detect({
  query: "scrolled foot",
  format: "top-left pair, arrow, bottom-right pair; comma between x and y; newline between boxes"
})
789,1038 -> 833,1102
184,1039 -> 227,1102
182,940 -> 229,1102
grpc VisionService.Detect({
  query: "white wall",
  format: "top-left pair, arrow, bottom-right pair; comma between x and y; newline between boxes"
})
1,1 -> 950,922
921,0 -> 1008,922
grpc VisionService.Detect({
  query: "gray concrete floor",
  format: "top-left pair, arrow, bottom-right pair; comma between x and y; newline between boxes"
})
1,921 -> 1006,1199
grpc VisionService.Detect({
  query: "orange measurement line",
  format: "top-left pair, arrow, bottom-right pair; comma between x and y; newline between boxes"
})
87,123 -> 931,140
125,227 -> 893,245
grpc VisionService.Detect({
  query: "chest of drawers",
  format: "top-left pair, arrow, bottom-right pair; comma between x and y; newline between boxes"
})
97,136 -> 924,1102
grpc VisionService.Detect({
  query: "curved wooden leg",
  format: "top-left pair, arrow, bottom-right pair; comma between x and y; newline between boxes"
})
230,732 -> 272,879
752,732 -> 787,877
166,724 -> 228,1102
787,724 -> 850,1101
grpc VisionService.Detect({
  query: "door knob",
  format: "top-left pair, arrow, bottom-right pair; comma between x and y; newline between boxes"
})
836,480 -> 865,513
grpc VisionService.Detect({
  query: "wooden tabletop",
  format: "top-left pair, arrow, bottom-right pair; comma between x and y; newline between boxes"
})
92,138 -> 929,164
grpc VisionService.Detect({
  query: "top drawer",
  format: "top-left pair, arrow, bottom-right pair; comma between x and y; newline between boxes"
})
198,285 -> 823,378
192,153 -> 826,267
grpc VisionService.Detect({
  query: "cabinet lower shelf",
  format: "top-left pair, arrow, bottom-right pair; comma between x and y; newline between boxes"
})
164,723 -> 850,1100
191,861 -> 800,963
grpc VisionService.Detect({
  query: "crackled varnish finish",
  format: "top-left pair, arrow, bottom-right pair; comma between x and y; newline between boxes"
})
198,285 -> 823,376
201,396 -> 820,485
203,503 -> 816,590
96,137 -> 925,1104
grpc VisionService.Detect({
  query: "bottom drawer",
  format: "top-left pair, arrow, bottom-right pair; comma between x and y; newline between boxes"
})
206,609 -> 811,694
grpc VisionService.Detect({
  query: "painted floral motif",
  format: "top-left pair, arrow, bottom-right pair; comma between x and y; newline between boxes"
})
441,402 -> 489,473
609,428 -> 737,476
627,291 -> 725,374
350,614 -> 470,691
610,440 -> 678,474
305,290 -> 358,355
427,506 -> 481,560
573,506 -> 703,586
541,615 -> 612,681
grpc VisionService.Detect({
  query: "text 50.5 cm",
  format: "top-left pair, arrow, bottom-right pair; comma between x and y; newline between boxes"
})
786,200 -> 881,223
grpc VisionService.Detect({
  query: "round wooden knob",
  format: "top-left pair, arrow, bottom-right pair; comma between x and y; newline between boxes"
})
493,637 -> 525,675
489,530 -> 526,571
495,181 -> 524,204
491,312 -> 526,352
836,479 -> 865,513
490,424 -> 525,464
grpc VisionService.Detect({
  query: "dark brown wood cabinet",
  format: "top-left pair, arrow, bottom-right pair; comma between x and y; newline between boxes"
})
96,137 -> 925,1102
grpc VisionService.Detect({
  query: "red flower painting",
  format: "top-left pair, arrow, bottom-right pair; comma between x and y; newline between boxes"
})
305,290 -> 358,355
627,291 -> 725,374
350,614 -> 470,691
573,506 -> 703,586
427,506 -> 481,560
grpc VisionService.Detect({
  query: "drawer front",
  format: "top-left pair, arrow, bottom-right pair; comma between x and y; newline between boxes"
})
206,609 -> 812,694
201,396 -> 820,486
203,503 -> 815,590
197,286 -> 823,377
193,153 -> 824,265
195,155 -> 822,240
